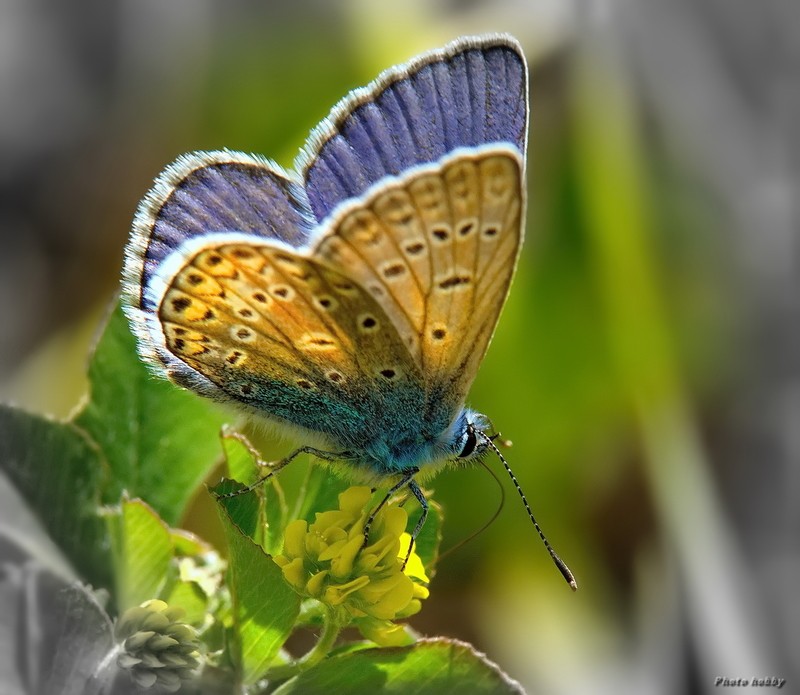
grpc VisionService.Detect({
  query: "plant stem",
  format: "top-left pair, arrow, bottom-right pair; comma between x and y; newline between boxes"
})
297,609 -> 341,670
262,606 -> 341,684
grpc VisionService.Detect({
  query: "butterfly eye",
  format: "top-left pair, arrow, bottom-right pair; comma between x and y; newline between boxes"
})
458,425 -> 478,458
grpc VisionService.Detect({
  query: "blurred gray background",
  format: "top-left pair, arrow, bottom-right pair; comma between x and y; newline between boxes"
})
1,1 -> 798,693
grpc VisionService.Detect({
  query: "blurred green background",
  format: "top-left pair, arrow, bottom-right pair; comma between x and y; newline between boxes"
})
1,1 -> 796,693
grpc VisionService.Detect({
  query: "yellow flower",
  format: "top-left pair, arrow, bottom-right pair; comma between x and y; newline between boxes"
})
273,486 -> 429,645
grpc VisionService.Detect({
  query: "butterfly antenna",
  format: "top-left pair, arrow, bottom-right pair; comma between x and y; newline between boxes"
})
438,459 -> 506,563
477,431 -> 578,591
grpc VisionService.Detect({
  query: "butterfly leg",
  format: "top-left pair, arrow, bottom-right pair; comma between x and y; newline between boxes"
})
362,470 -> 427,569
403,480 -> 428,568
218,429 -> 352,498
221,426 -> 274,472
243,445 -> 352,491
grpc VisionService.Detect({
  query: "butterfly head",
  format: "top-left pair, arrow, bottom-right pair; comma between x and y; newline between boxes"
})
450,408 -> 493,464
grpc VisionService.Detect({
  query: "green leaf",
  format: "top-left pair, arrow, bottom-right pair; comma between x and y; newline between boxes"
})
212,479 -> 261,542
262,476 -> 289,556
219,429 -> 288,554
164,580 -> 210,627
0,404 -> 109,588
74,302 -> 228,525
294,462 -> 351,524
220,425 -> 261,485
273,638 -> 525,694
106,497 -> 173,611
216,493 -> 301,684
172,527 -> 215,556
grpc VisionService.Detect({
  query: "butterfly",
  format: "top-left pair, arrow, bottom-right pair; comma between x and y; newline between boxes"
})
122,34 -> 575,588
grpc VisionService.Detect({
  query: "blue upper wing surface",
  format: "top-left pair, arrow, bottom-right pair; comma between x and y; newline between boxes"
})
130,152 -> 315,310
126,35 -> 527,313
299,35 -> 528,221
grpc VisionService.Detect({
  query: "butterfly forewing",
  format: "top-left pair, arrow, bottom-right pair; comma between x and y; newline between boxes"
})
314,146 -> 524,407
301,37 -> 527,220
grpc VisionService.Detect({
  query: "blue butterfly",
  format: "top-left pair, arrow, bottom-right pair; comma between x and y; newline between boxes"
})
122,34 -> 575,588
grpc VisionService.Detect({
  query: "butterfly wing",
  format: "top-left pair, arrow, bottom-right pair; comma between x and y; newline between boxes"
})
301,34 -> 528,413
141,233 -> 423,448
299,35 -> 527,220
127,150 -> 315,295
313,146 -> 524,413
123,151 -> 317,375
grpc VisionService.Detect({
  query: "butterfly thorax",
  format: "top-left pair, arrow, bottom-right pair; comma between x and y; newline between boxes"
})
339,405 -> 489,478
